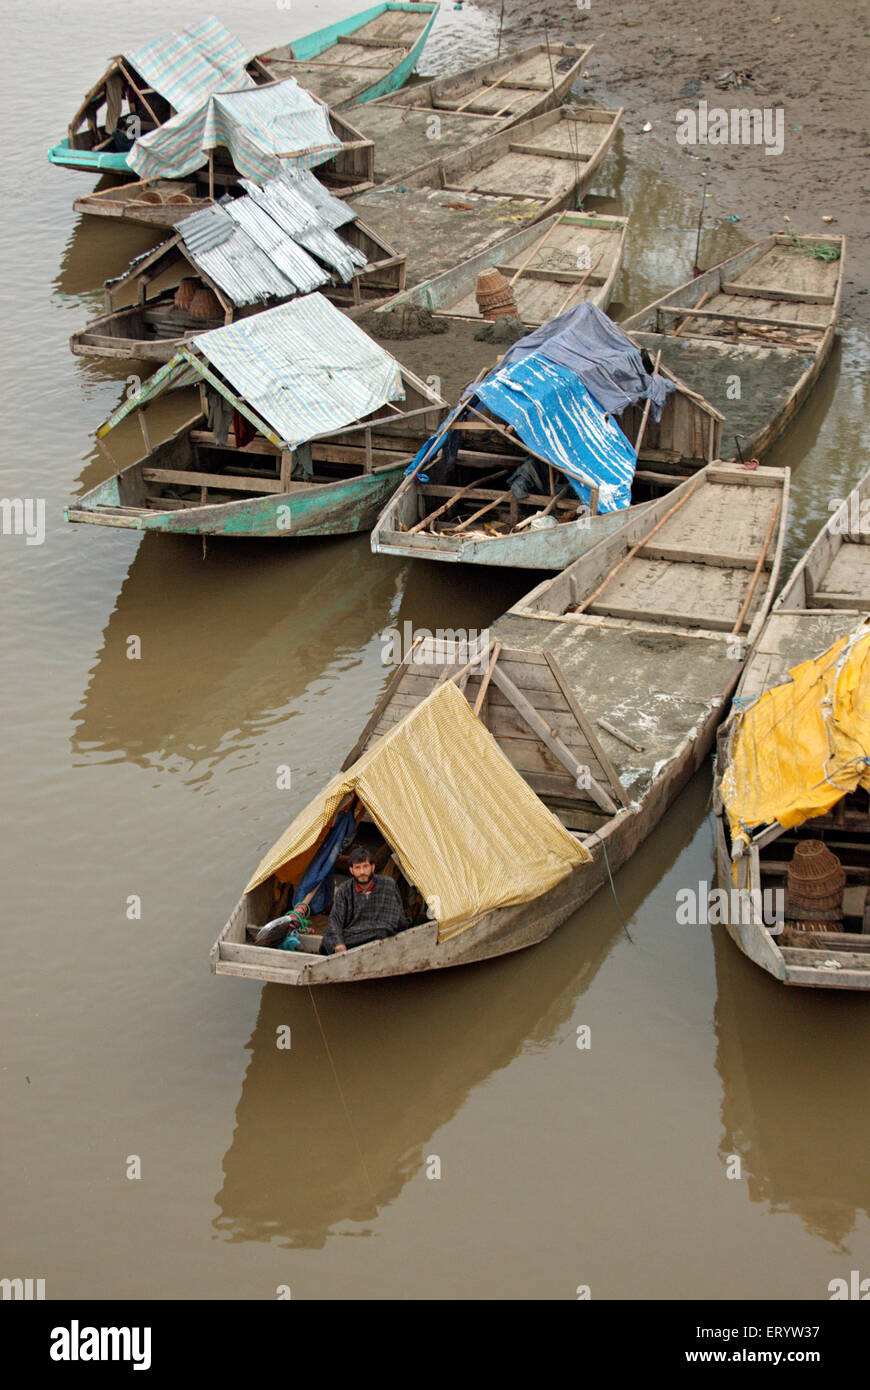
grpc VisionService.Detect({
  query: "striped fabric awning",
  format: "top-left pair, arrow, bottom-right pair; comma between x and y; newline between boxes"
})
98,294 -> 405,450
125,16 -> 252,113
127,78 -> 343,182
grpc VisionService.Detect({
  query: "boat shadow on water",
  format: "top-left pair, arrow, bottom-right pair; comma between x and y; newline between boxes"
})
711,922 -> 870,1249
70,531 -> 406,777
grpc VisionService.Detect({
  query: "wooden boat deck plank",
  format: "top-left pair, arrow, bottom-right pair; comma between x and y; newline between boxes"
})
816,541 -> 870,603
448,150 -> 581,201
348,187 -> 546,287
648,481 -> 780,556
356,10 -> 427,43
586,556 -> 765,630
736,244 -> 840,298
349,105 -> 499,180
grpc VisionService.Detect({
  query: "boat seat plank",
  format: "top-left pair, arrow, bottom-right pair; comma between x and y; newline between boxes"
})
586,556 -> 763,631
356,11 -> 425,43
141,467 -> 284,495
447,152 -> 579,201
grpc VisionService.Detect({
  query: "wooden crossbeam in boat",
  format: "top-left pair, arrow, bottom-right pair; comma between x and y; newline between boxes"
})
487,663 -> 619,816
142,467 -> 283,494
721,281 -> 835,305
657,305 -> 825,334
507,141 -> 589,161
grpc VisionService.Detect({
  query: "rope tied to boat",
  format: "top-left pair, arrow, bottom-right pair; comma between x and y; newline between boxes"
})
587,831 -> 634,944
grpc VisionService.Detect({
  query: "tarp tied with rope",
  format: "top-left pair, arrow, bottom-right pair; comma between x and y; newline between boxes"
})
246,682 -> 590,942
721,623 -> 870,854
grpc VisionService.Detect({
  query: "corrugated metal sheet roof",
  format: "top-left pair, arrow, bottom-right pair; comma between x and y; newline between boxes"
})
125,16 -> 252,114
175,174 -> 367,306
190,294 -> 405,448
127,78 -> 342,183
240,171 -> 365,279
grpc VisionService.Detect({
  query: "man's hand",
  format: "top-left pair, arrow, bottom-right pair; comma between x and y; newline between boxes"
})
334,943 -> 347,954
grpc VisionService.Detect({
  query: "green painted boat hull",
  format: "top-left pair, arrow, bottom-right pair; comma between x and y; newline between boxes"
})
67,466 -> 407,539
48,139 -> 133,174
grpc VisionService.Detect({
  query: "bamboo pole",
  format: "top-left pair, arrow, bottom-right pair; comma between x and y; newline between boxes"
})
633,349 -> 662,456
574,475 -> 704,614
730,502 -> 780,635
554,253 -> 604,316
472,641 -> 502,717
509,212 -> 568,288
407,468 -> 509,534
674,288 -> 713,337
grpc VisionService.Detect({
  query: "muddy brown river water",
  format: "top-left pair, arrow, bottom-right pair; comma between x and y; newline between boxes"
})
2,0 -> 869,1300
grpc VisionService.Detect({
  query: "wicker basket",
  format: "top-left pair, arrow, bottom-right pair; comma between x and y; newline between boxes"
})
189,287 -> 223,321
475,268 -> 518,322
173,277 -> 199,310
785,839 -> 845,927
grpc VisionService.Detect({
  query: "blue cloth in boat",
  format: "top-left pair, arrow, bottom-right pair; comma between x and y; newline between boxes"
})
294,808 -> 357,914
473,354 -> 637,513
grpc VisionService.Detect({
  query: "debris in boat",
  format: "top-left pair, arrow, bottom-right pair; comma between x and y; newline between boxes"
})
362,305 -> 448,340
473,315 -> 527,345
716,68 -> 753,89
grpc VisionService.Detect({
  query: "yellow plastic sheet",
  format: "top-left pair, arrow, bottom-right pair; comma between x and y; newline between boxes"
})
246,681 -> 590,941
722,623 -> 870,851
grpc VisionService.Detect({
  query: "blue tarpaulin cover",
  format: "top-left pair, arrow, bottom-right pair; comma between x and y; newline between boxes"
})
495,301 -> 675,421
473,353 -> 637,512
407,304 -> 675,513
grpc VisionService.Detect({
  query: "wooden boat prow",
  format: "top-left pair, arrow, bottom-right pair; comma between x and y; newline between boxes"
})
213,463 -> 789,985
621,233 -> 845,460
253,2 -> 440,108
714,468 -> 870,988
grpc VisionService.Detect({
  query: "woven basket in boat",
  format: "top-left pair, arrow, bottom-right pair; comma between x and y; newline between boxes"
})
174,277 -> 199,310
785,839 -> 845,921
189,287 -> 223,320
475,268 -> 518,321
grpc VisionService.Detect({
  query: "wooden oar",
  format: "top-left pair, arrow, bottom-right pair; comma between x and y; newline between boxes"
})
554,252 -> 604,316
574,475 -> 703,614
730,502 -> 780,636
509,212 -> 568,288
407,467 -> 509,534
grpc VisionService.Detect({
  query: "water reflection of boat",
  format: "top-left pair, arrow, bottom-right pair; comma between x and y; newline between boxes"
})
213,886 -> 627,1249
712,921 -> 870,1248
71,531 -> 405,777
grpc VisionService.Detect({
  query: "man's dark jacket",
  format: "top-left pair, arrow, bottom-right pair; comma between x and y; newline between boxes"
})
321,875 -> 408,954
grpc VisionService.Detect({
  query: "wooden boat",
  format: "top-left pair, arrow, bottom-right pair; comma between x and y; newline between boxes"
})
48,16 -> 255,175
371,324 -> 723,572
350,42 -> 592,183
374,210 -> 627,325
348,104 -> 623,288
713,470 -> 870,989
71,108 -> 375,228
70,189 -> 405,363
51,7 -> 437,174
66,295 -> 445,539
621,233 -> 846,460
212,462 -> 788,984
253,2 -> 440,108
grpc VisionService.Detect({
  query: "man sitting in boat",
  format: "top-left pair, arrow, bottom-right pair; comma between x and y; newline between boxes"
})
321,847 -> 408,955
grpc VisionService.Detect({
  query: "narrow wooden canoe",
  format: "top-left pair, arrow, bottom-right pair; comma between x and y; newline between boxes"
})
70,214 -> 404,363
254,1 -> 440,107
71,109 -> 375,227
621,233 -> 846,461
374,210 -> 627,325
713,468 -> 870,989
351,41 -> 592,183
213,462 -> 789,985
348,104 -> 623,288
370,357 -> 723,571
